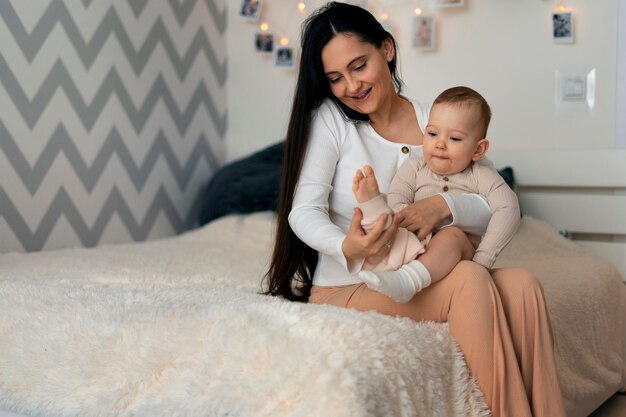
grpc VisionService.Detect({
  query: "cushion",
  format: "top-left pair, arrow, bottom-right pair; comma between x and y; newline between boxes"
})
198,141 -> 517,225
198,142 -> 283,226
498,166 -> 516,190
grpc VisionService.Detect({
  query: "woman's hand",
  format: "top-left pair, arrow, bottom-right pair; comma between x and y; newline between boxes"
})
342,208 -> 398,264
395,194 -> 451,240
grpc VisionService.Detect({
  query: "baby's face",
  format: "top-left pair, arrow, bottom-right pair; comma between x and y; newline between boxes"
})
423,103 -> 485,176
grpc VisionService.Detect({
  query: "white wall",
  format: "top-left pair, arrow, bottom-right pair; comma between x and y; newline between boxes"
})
617,0 -> 626,148
227,0 -> 620,161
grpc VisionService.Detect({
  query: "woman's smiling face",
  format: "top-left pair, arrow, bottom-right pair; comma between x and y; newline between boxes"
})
321,33 -> 394,115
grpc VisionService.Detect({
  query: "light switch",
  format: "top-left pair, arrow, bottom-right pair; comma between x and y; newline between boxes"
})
555,68 -> 596,110
561,75 -> 586,100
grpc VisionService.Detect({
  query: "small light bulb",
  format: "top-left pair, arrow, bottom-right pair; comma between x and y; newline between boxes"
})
260,22 -> 269,32
297,2 -> 306,13
557,4 -> 566,12
380,12 -> 389,22
279,37 -> 289,46
414,7 -> 422,16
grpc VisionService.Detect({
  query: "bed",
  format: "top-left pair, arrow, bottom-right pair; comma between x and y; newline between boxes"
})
0,149 -> 625,417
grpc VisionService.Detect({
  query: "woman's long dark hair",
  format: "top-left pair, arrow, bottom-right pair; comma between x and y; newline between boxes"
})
264,2 -> 403,302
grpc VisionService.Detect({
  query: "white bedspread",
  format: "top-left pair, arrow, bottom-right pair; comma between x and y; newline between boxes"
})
0,213 -> 490,417
494,216 -> 626,417
0,213 -> 624,417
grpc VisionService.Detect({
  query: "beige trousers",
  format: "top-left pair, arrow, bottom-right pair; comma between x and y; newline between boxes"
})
309,261 -> 566,417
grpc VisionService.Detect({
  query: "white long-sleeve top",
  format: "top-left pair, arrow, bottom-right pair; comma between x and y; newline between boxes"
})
289,99 -> 493,286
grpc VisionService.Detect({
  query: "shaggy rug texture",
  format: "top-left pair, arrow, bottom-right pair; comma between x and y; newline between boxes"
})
0,213 -> 490,417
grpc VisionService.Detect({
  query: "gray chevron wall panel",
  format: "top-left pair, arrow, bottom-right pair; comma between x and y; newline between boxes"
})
0,0 -> 227,252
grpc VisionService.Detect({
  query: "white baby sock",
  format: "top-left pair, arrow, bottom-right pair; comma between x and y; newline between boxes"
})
358,260 -> 432,303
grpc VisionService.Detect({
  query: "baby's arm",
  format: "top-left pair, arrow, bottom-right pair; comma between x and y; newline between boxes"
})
472,164 -> 521,268
392,158 -> 494,237
387,158 -> 421,211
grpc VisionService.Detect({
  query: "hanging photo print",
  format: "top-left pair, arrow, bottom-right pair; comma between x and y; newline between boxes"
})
553,11 -> 574,44
429,0 -> 464,9
240,0 -> 262,21
412,15 -> 436,50
255,33 -> 273,53
275,47 -> 295,68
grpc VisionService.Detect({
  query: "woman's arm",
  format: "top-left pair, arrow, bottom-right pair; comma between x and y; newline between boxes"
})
439,193 -> 492,236
287,118 -> 350,269
288,104 -> 396,273
397,191 -> 492,240
441,157 -> 500,237
341,208 -> 399,268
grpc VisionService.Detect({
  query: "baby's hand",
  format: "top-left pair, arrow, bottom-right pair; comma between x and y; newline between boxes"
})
352,165 -> 381,203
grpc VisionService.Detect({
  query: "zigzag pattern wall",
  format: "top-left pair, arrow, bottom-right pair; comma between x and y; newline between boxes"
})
0,0 -> 226,252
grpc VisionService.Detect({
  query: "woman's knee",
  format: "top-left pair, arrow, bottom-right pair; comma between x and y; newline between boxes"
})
492,268 -> 544,299
447,261 -> 500,318
449,260 -> 493,291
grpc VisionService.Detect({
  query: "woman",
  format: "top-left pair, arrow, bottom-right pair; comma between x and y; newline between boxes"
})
265,3 -> 566,417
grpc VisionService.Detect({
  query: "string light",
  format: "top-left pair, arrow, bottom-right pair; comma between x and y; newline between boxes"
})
253,2 -> 428,43
248,0 -> 471,65
557,4 -> 567,12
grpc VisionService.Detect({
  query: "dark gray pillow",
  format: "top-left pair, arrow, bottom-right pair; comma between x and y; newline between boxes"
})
498,166 -> 516,190
198,142 -> 283,226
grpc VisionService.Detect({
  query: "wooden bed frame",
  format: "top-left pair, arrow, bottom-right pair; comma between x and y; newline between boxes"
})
491,149 -> 626,283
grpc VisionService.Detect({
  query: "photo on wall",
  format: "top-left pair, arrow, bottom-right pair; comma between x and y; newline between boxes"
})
428,0 -> 464,9
240,0 -> 262,21
553,11 -> 574,44
275,47 -> 295,68
255,33 -> 273,53
412,15 -> 436,50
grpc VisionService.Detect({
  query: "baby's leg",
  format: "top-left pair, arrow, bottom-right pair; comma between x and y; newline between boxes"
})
417,226 -> 474,284
353,165 -> 381,204
359,261 -> 431,303
359,227 -> 473,303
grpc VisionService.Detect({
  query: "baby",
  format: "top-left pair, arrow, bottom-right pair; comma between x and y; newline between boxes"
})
354,86 -> 520,302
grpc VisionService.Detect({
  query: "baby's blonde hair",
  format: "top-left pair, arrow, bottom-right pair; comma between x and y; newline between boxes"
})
433,86 -> 492,139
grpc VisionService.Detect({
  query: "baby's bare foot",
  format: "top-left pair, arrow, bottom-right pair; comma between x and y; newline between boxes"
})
352,165 -> 381,203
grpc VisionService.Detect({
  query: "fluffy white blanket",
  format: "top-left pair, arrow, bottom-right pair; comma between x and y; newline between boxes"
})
0,213 -> 490,417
